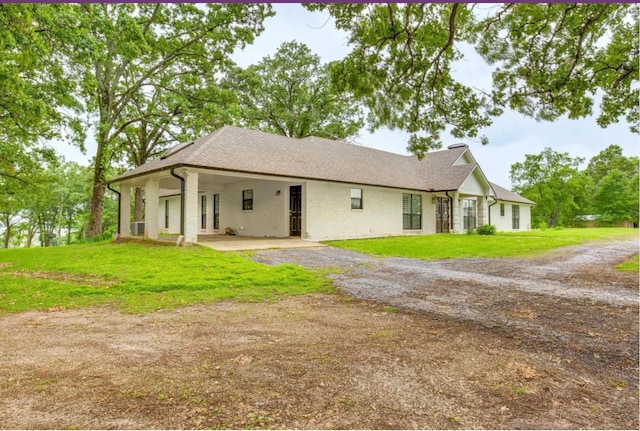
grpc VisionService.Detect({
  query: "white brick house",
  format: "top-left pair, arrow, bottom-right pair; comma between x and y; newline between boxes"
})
110,126 -> 534,244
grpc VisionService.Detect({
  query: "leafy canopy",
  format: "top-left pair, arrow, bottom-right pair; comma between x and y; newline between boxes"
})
308,3 -> 638,156
225,41 -> 364,140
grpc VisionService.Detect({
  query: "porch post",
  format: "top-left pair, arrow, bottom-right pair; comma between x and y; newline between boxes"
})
477,196 -> 487,227
144,177 -> 159,240
119,185 -> 131,238
183,170 -> 199,243
451,192 -> 461,233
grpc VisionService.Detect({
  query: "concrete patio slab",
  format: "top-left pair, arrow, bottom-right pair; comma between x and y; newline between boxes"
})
197,236 -> 327,251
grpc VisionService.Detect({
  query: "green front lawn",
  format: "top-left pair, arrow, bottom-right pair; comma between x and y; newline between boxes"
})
326,228 -> 638,260
0,239 -> 332,315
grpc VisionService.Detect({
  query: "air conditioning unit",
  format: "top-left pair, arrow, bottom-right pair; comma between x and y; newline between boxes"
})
131,221 -> 145,235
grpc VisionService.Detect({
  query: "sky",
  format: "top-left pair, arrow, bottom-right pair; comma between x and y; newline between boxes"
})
57,3 -> 638,189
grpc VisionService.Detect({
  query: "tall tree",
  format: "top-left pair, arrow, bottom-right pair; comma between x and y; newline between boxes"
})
585,144 -> 639,186
61,3 -> 273,237
226,41 -> 364,140
510,147 -> 587,227
592,169 -> 638,226
307,3 -> 638,156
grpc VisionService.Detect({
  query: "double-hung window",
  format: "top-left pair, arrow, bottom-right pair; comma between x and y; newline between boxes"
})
500,203 -> 505,217
242,189 -> 253,211
351,188 -> 363,210
402,193 -> 422,230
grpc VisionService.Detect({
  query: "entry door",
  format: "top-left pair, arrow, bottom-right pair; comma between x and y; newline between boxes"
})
289,185 -> 302,236
436,197 -> 450,233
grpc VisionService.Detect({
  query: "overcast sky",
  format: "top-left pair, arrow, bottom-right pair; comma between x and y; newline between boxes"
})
58,3 -> 638,189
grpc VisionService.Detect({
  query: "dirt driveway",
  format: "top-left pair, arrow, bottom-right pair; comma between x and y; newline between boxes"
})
1,239 -> 638,429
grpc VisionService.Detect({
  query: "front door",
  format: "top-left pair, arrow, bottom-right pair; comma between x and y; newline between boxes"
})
289,185 -> 302,236
436,197 -> 450,233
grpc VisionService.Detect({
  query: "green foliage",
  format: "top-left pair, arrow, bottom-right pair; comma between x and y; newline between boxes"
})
476,224 -> 496,235
0,241 -> 332,314
615,254 -> 639,273
538,221 -> 548,231
0,4 -> 82,145
308,3 -> 490,156
477,4 -> 638,133
510,147 -> 589,227
225,41 -> 364,141
466,228 -> 477,235
307,3 -> 638,156
326,228 -> 636,260
592,169 -> 638,224
54,3 -> 274,237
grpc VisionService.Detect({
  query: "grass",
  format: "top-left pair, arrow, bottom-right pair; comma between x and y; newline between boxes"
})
615,254 -> 639,273
326,228 -> 638,260
0,239 -> 332,314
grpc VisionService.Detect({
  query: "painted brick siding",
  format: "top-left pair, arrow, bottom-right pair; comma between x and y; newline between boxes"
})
304,181 -> 432,241
489,201 -> 532,232
220,180 -> 290,237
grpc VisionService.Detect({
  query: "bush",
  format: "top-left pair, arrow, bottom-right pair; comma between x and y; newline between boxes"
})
538,221 -> 548,231
476,224 -> 496,235
466,228 -> 477,235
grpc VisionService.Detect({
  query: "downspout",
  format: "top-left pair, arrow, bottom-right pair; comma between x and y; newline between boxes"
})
170,168 -> 185,238
487,196 -> 498,226
445,191 -> 453,233
106,183 -> 121,238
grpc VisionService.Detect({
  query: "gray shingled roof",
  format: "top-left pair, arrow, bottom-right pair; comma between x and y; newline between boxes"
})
112,125 -> 479,192
490,182 -> 536,205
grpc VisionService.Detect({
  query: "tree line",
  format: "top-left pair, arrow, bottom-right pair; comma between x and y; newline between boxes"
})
1,3 -> 637,245
511,145 -> 639,228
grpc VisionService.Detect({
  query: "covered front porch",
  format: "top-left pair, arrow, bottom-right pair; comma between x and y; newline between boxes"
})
113,167 -> 307,245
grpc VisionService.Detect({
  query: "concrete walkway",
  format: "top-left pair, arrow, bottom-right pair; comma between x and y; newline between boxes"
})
198,236 -> 327,251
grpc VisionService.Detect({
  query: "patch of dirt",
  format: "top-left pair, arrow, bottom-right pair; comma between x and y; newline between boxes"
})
0,239 -> 638,429
7,270 -> 115,288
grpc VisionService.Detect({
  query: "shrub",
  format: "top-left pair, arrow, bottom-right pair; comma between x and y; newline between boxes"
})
476,224 -> 496,235
538,221 -> 548,230
466,228 -> 477,235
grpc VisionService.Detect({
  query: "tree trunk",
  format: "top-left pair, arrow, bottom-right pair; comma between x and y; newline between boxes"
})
87,134 -> 107,238
2,224 -> 9,249
134,187 -> 144,221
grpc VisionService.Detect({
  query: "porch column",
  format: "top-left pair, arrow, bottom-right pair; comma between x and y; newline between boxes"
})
119,185 -> 131,238
144,177 -> 159,240
451,192 -> 461,233
477,196 -> 487,227
183,170 -> 199,244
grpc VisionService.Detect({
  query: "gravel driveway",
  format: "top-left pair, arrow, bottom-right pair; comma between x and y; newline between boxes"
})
253,238 -> 639,369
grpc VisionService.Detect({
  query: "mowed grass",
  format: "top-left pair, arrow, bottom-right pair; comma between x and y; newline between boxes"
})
0,240 -> 332,314
326,228 -> 638,260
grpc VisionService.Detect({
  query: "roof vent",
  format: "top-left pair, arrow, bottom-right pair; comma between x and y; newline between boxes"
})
447,143 -> 468,149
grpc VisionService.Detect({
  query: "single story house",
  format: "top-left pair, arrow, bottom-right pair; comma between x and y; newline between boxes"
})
109,125 -> 535,244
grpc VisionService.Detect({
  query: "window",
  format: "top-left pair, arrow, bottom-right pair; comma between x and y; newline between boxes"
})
242,189 -> 253,210
512,205 -> 520,229
463,199 -> 477,230
200,195 -> 207,229
351,188 -> 363,210
213,194 -> 219,230
164,200 -> 169,229
403,193 -> 422,230
500,203 -> 505,217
